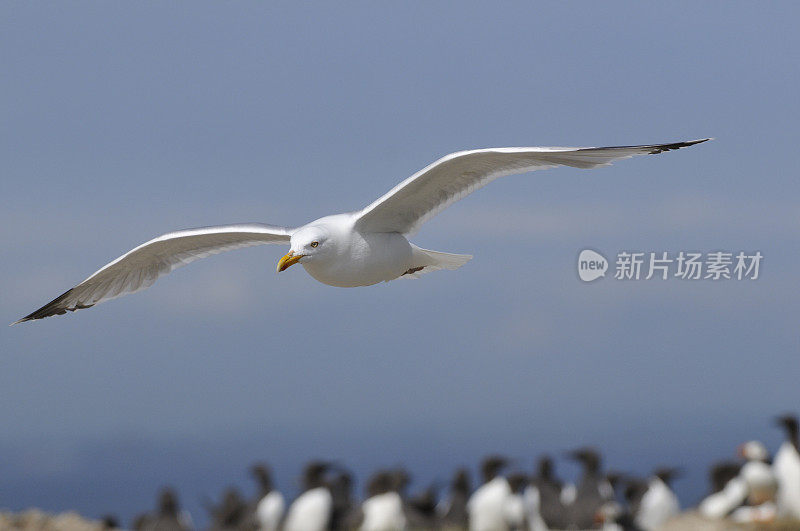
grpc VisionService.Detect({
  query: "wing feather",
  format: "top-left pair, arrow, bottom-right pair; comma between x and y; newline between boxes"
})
355,139 -> 710,234
13,223 -> 291,323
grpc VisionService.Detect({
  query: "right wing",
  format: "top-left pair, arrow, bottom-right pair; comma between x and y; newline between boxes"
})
354,139 -> 710,235
13,223 -> 292,324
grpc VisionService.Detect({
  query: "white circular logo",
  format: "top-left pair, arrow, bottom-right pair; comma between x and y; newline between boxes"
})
577,249 -> 608,282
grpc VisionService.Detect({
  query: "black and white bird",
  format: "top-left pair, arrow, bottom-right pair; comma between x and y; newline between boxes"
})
437,468 -> 471,530
250,464 -> 284,531
329,469 -> 356,531
358,470 -> 407,531
632,468 -> 680,531
529,456 -> 567,530
13,139 -> 709,324
699,440 -> 779,521
774,414 -> 800,519
729,441 -> 778,523
467,455 -> 513,531
207,487 -> 250,530
597,473 -> 645,530
698,459 -> 747,519
405,479 -> 439,530
283,461 -> 334,531
505,473 -> 530,531
564,447 -> 612,529
134,488 -> 191,531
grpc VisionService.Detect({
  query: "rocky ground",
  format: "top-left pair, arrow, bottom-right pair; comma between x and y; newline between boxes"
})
2,509 -> 799,531
0,510 -> 112,531
661,512 -> 800,531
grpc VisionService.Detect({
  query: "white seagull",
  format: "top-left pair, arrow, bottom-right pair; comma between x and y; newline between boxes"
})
14,139 -> 709,324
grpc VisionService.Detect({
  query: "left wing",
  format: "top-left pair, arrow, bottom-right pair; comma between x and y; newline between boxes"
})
13,223 -> 291,324
354,139 -> 710,235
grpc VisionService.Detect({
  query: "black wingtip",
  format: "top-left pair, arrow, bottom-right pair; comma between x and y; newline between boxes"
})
11,288 -> 81,325
647,138 -> 712,154
10,312 -> 42,326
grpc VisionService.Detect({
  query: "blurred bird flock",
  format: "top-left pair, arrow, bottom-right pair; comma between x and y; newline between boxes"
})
3,414 -> 798,531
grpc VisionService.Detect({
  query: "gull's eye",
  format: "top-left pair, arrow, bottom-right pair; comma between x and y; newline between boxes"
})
310,241 -> 319,248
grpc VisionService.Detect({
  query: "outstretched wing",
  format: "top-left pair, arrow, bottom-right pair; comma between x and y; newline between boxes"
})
13,223 -> 292,324
354,139 -> 710,235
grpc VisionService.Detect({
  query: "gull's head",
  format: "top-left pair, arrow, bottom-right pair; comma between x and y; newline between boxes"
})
738,440 -> 768,461
277,225 -> 331,272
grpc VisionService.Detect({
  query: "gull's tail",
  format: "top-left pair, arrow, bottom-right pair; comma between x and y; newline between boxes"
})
400,245 -> 472,279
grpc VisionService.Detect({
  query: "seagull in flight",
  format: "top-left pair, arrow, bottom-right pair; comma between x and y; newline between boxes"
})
13,139 -> 709,324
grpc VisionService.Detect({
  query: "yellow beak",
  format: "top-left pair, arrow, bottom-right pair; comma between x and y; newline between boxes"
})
277,251 -> 304,272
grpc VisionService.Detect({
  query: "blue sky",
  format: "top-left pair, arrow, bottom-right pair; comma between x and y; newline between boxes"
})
2,2 -> 799,526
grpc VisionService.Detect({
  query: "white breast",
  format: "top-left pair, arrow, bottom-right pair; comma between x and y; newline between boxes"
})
503,492 -> 526,529
773,442 -> 800,519
741,461 -> 778,504
283,487 -> 332,531
522,485 -> 548,531
360,491 -> 407,531
302,230 -> 413,287
467,477 -> 512,531
635,478 -> 679,530
256,490 -> 285,531
699,476 -> 747,519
